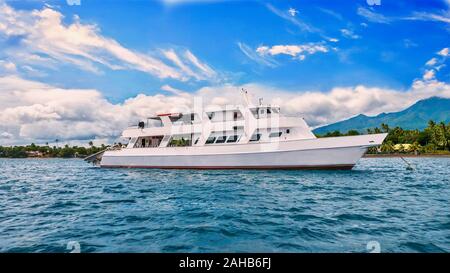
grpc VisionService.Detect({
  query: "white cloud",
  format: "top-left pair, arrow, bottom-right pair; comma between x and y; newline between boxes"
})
160,0 -> 226,4
197,81 -> 450,128
403,39 -> 418,48
0,75 -> 195,144
438,47 -> 449,57
160,84 -> 189,96
288,8 -> 299,17
422,47 -> 450,80
358,6 -> 450,25
0,60 -> 16,73
426,57 -> 438,66
1,74 -> 450,145
256,43 -> 328,60
406,11 -> 450,24
318,8 -> 343,21
0,132 -> 13,139
266,4 -> 320,34
340,28 -> 360,39
163,49 -> 200,81
357,7 -> 391,24
423,69 -> 436,80
0,2 -> 217,81
184,50 -> 217,79
237,42 -> 278,67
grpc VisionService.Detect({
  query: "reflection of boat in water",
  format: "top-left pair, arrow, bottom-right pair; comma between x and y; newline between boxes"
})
85,91 -> 387,170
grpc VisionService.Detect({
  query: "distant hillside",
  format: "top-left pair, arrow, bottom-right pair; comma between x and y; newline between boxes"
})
313,97 -> 450,135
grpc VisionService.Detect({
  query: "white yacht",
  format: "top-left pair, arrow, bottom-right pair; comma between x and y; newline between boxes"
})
86,91 -> 387,169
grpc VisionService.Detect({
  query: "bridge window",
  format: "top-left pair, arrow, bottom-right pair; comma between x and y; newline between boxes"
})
249,133 -> 262,142
205,136 -> 216,144
251,107 -> 279,119
269,132 -> 282,138
226,135 -> 239,143
215,136 -> 227,144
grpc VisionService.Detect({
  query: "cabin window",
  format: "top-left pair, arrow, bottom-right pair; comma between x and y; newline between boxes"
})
286,129 -> 290,134
207,112 -> 215,120
134,136 -> 164,148
194,138 -> 200,145
169,115 -> 181,124
259,109 -> 265,115
215,136 -> 227,144
267,108 -> 271,114
250,133 -> 262,142
205,136 -> 216,144
226,135 -> 239,143
233,112 -> 238,120
168,137 -> 190,147
269,132 -> 282,138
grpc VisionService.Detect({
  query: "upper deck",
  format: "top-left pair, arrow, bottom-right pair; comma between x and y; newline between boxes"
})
121,103 -> 316,149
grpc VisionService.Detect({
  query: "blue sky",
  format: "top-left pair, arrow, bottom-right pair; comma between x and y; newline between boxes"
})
0,0 -> 449,144
2,0 -> 449,101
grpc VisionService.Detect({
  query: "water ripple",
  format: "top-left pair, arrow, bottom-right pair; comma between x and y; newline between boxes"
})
0,158 -> 449,253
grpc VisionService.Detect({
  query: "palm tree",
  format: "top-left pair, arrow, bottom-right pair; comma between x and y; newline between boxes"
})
381,140 -> 395,153
440,122 -> 448,150
446,122 -> 450,150
428,120 -> 436,128
410,142 -> 421,155
381,123 -> 389,133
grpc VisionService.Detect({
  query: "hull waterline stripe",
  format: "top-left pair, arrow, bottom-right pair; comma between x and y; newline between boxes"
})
104,145 -> 371,157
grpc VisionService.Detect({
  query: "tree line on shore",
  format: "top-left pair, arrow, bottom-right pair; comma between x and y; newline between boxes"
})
317,120 -> 450,154
0,120 -> 449,158
0,142 -> 106,158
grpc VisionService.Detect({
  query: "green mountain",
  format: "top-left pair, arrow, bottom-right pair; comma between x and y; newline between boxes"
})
313,97 -> 450,135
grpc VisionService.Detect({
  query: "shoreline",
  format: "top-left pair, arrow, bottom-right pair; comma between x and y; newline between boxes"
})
1,154 -> 450,159
364,154 -> 450,158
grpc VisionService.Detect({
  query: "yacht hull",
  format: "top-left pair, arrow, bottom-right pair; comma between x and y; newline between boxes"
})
99,134 -> 387,170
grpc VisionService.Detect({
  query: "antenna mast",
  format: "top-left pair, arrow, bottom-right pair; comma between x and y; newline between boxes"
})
241,88 -> 251,106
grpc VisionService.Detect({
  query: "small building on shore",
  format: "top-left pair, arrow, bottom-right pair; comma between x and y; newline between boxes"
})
393,144 -> 412,151
25,151 -> 45,157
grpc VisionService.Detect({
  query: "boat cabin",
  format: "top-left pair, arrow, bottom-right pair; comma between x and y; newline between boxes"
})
122,103 -> 315,149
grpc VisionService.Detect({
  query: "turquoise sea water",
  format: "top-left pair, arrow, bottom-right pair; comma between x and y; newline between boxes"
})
0,158 -> 449,253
